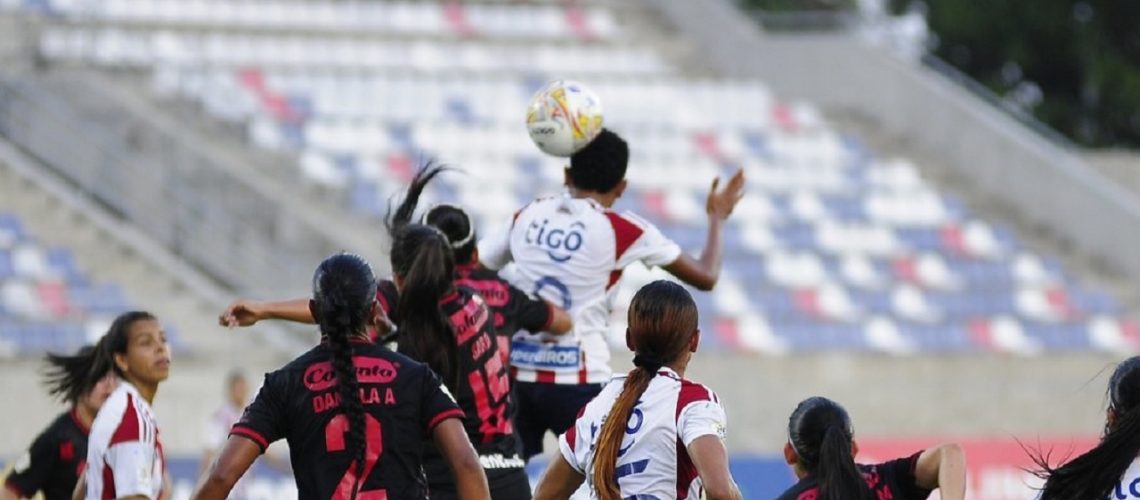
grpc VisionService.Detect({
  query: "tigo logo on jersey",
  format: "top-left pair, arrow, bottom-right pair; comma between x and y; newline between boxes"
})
525,219 -> 585,262
510,342 -> 580,371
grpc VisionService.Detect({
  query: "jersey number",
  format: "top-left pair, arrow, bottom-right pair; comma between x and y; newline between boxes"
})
325,413 -> 386,500
468,345 -> 513,441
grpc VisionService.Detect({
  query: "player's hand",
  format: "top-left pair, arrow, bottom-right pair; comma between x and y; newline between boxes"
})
706,168 -> 745,221
218,300 -> 264,328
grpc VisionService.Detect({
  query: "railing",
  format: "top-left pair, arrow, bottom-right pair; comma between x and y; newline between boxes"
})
0,73 -> 338,296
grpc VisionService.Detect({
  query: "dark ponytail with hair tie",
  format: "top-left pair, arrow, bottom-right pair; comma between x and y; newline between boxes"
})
632,353 -> 665,375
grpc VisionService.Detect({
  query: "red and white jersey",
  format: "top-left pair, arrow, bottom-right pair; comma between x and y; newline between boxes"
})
85,381 -> 165,500
558,368 -> 728,499
480,193 -> 682,384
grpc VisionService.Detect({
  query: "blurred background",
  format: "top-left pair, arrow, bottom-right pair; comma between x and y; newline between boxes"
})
0,0 -> 1136,498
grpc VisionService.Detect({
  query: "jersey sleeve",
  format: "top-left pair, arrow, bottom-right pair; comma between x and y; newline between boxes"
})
105,440 -> 158,498
507,284 -> 554,333
877,451 -> 932,498
230,373 -> 286,453
678,398 -> 728,447
477,216 -> 515,271
3,425 -> 59,497
557,408 -> 590,475
419,365 -> 464,433
614,212 -> 683,269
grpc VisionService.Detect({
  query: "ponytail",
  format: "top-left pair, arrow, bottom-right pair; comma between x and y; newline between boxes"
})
312,253 -> 377,500
592,363 -> 658,500
1034,356 -> 1140,499
392,225 -> 459,391
44,311 -> 153,404
594,281 -> 698,499
787,397 -> 873,500
385,161 -> 450,234
815,426 -> 872,500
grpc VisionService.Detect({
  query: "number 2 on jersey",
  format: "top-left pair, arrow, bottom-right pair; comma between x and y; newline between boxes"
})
325,413 -> 387,500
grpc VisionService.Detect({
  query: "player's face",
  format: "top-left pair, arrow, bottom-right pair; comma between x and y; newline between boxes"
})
117,319 -> 171,386
81,371 -> 120,413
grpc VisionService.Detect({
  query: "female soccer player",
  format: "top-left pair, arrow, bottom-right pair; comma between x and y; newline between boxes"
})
1032,356 -> 1140,499
776,397 -> 966,500
192,253 -> 488,499
479,128 -> 745,459
59,311 -> 173,500
1,347 -> 117,500
533,280 -> 742,500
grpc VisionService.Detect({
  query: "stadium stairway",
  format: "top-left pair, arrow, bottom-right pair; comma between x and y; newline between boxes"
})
0,139 -> 299,455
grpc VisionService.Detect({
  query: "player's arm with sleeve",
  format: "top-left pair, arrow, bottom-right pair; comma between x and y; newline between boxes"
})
2,427 -> 58,500
534,411 -> 588,499
420,366 -> 489,499
509,284 -> 572,335
661,169 -> 745,291
681,397 -> 742,500
476,215 -> 515,272
911,444 -> 966,500
192,375 -> 285,500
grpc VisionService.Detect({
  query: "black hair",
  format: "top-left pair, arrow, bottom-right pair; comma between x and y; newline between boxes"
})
43,311 -> 156,405
423,204 -> 477,264
787,397 -> 874,500
1034,356 -> 1140,499
387,164 -> 461,391
312,252 -> 377,500
568,128 -> 628,193
594,280 -> 698,500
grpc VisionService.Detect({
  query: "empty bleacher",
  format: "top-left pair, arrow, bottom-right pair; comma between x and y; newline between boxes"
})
1,0 -> 1134,358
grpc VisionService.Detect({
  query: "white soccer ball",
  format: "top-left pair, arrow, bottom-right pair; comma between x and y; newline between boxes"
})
525,80 -> 604,157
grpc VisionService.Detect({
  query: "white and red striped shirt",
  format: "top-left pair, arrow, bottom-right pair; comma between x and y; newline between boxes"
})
480,193 -> 682,384
558,368 -> 728,499
85,381 -> 165,500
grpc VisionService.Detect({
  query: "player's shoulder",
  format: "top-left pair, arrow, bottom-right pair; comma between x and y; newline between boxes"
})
676,377 -> 722,408
46,411 -> 76,434
608,210 -> 659,231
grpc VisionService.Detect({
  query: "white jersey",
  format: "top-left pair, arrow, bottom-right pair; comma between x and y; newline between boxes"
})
480,193 -> 682,384
558,368 -> 727,499
1107,456 -> 1140,499
85,381 -> 165,500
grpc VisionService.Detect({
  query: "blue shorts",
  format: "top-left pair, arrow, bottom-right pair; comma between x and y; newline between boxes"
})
513,381 -> 603,460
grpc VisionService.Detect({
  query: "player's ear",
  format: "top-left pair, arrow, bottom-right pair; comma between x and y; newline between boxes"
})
308,299 -> 320,323
783,441 -> 797,465
689,329 -> 700,353
614,179 -> 628,198
113,352 -> 129,375
470,246 -> 480,264
625,328 -> 634,351
563,167 -> 572,188
852,440 -> 859,459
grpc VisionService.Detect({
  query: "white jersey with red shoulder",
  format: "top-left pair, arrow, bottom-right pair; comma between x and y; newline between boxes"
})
85,381 -> 165,500
558,368 -> 727,499
479,192 -> 682,385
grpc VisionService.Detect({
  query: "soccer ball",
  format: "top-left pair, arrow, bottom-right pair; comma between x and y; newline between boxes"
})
525,80 -> 604,157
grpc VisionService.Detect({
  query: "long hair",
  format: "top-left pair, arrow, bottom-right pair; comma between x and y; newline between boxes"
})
312,252 -> 377,500
387,162 -> 460,391
593,280 -> 698,500
1034,356 -> 1140,500
787,397 -> 873,500
43,311 -> 155,404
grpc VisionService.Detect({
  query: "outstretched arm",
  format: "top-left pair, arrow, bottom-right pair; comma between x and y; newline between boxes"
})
218,299 -> 313,327
662,169 -> 744,291
914,443 -> 966,500
432,419 -> 490,500
533,454 -> 585,500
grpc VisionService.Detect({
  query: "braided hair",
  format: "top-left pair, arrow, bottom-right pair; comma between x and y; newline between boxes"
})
312,253 -> 377,499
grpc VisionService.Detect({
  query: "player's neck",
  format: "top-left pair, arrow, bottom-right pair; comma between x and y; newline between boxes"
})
128,378 -> 159,404
567,187 -> 616,208
74,404 -> 96,429
665,362 -> 687,378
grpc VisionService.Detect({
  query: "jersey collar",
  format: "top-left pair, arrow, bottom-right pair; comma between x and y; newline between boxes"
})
69,407 -> 91,435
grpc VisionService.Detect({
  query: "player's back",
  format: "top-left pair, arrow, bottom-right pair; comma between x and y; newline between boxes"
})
561,369 -> 726,499
233,342 -> 463,499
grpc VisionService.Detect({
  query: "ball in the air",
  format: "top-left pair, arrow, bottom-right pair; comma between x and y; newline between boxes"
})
525,80 -> 604,157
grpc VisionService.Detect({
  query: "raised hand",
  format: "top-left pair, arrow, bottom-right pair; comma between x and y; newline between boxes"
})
706,168 -> 745,221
